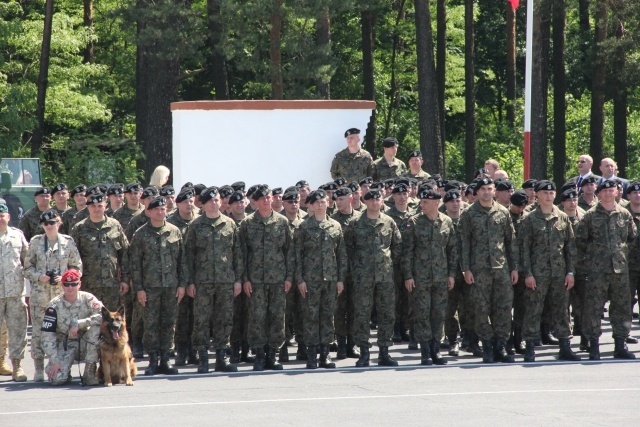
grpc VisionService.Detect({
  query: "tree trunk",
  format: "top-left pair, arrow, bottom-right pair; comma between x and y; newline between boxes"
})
578,0 -> 590,89
613,19 -> 627,177
270,0 -> 283,100
361,10 -> 376,155
464,0 -> 475,183
135,0 -> 148,171
552,0 -> 566,186
83,0 -> 94,64
436,0 -> 446,160
505,1 -> 516,126
207,0 -> 229,99
32,0 -> 54,157
589,0 -> 607,170
414,0 -> 443,175
530,0 -> 550,179
316,6 -> 331,99
384,0 -> 405,137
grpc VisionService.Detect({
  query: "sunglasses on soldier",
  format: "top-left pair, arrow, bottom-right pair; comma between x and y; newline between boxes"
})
62,282 -> 79,287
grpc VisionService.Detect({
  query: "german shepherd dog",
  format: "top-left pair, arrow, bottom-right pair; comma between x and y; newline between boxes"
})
97,306 -> 137,386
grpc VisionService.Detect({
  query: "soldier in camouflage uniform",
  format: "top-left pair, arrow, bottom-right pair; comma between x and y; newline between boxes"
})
576,179 -> 637,360
125,186 -> 159,240
0,203 -> 29,382
51,184 -> 71,216
60,184 -> 87,235
507,190 -> 529,355
294,190 -> 346,369
160,185 -> 176,215
403,151 -> 430,180
330,128 -> 374,184
625,182 -> 640,343
295,180 -> 311,213
578,176 -> 598,211
112,183 -> 145,229
347,181 -> 365,212
520,181 -> 580,362
369,137 -> 407,181
105,184 -> 125,217
238,185 -> 294,371
459,178 -> 519,363
403,188 -> 458,366
344,189 -> 402,367
184,187 -> 239,373
129,196 -> 187,375
24,209 -> 82,381
18,186 -> 51,242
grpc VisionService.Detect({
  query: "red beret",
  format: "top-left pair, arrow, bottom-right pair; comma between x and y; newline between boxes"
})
62,269 -> 81,284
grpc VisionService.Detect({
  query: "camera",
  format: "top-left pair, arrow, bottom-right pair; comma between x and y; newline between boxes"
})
46,268 -> 60,285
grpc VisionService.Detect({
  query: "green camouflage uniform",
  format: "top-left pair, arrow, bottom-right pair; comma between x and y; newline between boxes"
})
560,205 -> 587,336
284,212 -> 306,345
230,215 -> 250,346
578,195 -> 597,212
60,207 -> 79,235
112,204 -> 145,230
124,211 -> 150,344
509,210 -> 527,333
18,206 -> 47,242
369,157 -> 407,181
625,206 -> 640,316
443,216 -> 472,341
66,208 -> 90,235
403,170 -> 431,180
330,147 -> 374,184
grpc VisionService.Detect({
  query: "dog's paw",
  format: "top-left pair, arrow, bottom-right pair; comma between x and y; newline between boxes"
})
106,382 -> 113,387
126,380 -> 134,386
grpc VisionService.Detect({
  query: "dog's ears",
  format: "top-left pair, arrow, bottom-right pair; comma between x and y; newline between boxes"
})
101,306 -> 111,319
118,305 -> 126,317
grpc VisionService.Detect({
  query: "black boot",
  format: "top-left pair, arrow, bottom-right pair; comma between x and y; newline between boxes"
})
187,345 -> 200,365
392,323 -> 402,343
336,336 -> 347,360
494,340 -> 515,363
408,330 -> 418,350
306,345 -> 318,369
132,338 -> 144,359
430,340 -> 447,365
558,339 -> 580,361
355,346 -> 370,367
541,324 -> 559,345
319,344 -> 336,369
174,345 -> 187,366
589,338 -> 600,360
378,346 -> 398,367
481,340 -> 495,363
253,348 -> 266,371
197,350 -> 209,373
614,337 -> 636,360
215,349 -> 238,372
346,337 -> 360,358
448,336 -> 459,357
144,352 -> 159,376
241,343 -> 255,363
159,351 -> 179,375
506,331 -> 516,355
513,329 -> 526,355
579,335 -> 590,352
265,346 -> 283,370
296,342 -> 308,361
467,333 -> 484,357
420,342 -> 433,365
230,341 -> 241,364
278,345 -> 289,363
524,340 -> 536,363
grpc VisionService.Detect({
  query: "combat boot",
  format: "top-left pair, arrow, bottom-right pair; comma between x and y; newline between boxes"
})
145,352 -> 159,376
319,344 -> 336,369
265,346 -> 283,370
215,349 -> 238,372
0,354 -> 11,375
408,330 -> 418,350
159,351 -> 179,375
306,345 -> 318,369
253,348 -> 266,371
82,362 -> 100,386
481,340 -> 495,363
524,340 -> 536,362
229,341 -> 241,364
336,336 -> 348,360
430,340 -> 447,365
448,336 -> 459,357
11,358 -> 27,382
295,342 -> 308,361
346,337 -> 360,358
392,323 -> 402,343
187,345 -> 200,365
197,350 -> 209,373
420,342 -> 433,365
278,345 -> 289,363
579,335 -> 590,352
132,338 -> 144,359
513,328 -> 526,354
506,332 -> 516,355
241,342 -> 255,363
355,346 -> 370,367
33,358 -> 45,382
494,340 -> 515,363
377,346 -> 398,367
174,345 -> 187,366
541,324 -> 559,345
589,339 -> 600,361
467,332 -> 484,357
613,337 -> 636,360
558,339 -> 580,361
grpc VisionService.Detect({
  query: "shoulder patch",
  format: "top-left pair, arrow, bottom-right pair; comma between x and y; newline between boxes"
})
92,301 -> 101,310
41,307 -> 58,332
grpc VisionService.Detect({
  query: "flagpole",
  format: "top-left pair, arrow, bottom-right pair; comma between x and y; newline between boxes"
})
523,0 -> 533,180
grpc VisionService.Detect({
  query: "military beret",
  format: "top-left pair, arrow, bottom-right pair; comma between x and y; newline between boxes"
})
61,269 -> 81,284
39,209 -> 60,223
357,177 -> 371,186
333,187 -> 352,200
495,179 -> 515,191
147,196 -> 166,210
419,189 -> 441,200
140,186 -> 159,200
86,193 -> 106,205
51,183 -> 68,195
613,178 -> 624,189
181,182 -> 194,190
175,189 -> 194,203
228,191 -> 245,204
382,137 -> 399,148
320,182 -> 338,191
597,179 -> 616,192
306,189 -> 327,205
534,180 -> 556,192
383,179 -> 396,189
473,177 -> 493,195
282,189 -> 300,201
465,183 -> 475,195
628,181 -> 640,194
409,178 -> 419,186
443,190 -> 461,203
34,187 -> 51,197
522,179 -> 538,189
444,180 -> 462,192
418,182 -> 435,193
160,185 -> 175,197
231,181 -> 246,192
333,177 -> 347,187
285,186 -> 298,193
96,184 -> 109,194
560,189 -> 578,202
560,181 -> 578,194
271,187 -> 283,196
295,180 -> 310,189
369,181 -> 384,190
199,186 -> 219,203
193,184 -> 207,195
107,184 -> 125,196
363,189 -> 383,200
435,179 -> 446,188
408,150 -> 422,159
219,185 -> 234,198
246,184 -> 259,198
474,168 -> 489,178
346,182 -> 360,193
0,204 -> 8,213
394,177 -> 410,187
70,184 -> 87,197
344,128 -> 360,138
580,176 -> 598,186
392,184 -> 408,194
510,190 -> 529,207
252,185 -> 271,201
125,182 -> 143,193
431,174 -> 442,182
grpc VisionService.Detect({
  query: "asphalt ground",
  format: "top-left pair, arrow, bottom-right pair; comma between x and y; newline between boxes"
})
2,316 -> 640,426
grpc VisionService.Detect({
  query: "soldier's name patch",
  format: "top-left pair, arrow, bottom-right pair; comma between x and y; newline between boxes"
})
41,307 -> 58,332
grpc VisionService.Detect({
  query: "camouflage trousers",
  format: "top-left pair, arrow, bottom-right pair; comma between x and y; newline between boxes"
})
91,286 -> 121,313
285,286 -> 304,344
29,304 -> 48,359
247,283 -> 286,349
583,272 -> 632,340
629,270 -> 640,312
122,288 -> 134,342
230,293 -> 249,343
301,281 -> 337,346
569,273 -> 587,335
192,284 -> 234,351
522,275 -> 571,341
334,276 -> 355,337
444,276 -> 467,339
0,297 -> 28,359
512,276 -> 527,330
411,279 -> 448,343
352,281 -> 395,348
472,269 -> 514,342
45,328 -> 100,382
394,264 -> 411,328
142,287 -> 178,352
175,295 -> 195,348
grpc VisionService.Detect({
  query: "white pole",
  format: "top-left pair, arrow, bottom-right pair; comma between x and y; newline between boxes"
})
523,0 -> 533,179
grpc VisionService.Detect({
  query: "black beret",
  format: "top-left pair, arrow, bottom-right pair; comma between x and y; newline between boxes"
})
392,184 -> 408,194
382,137 -> 398,148
125,182 -> 143,193
465,183 -> 475,195
200,186 -> 219,203
473,177 -> 493,195
408,151 -> 422,159
86,193 -> 106,205
219,185 -> 234,198
560,181 -> 578,194
271,187 -> 283,196
246,184 -> 259,198
474,168 -> 489,178
495,179 -> 515,191
285,186 -> 298,193
282,189 -> 300,201
346,182 -> 360,193
597,179 -> 616,192
229,191 -> 245,204
320,182 -> 338,191
383,178 -> 395,189
628,181 -> 640,194
581,176 -> 598,186
369,181 -> 384,190
435,179 -> 446,188
613,178 -> 623,189
444,180 -> 462,192
560,189 -> 578,202
510,190 -> 529,207
34,187 -> 51,197
252,185 -> 271,201
70,184 -> 87,197
334,177 -> 347,187
86,185 -> 106,197
534,180 -> 556,192
181,182 -> 194,190
431,174 -> 442,182
231,181 -> 246,192
147,196 -> 166,210
160,185 -> 175,197
107,184 -> 125,196
522,179 -> 538,189
51,183 -> 68,195
40,209 -> 60,223
419,189 -> 441,200
333,187 -> 352,200
394,177 -> 410,187
295,180 -> 310,189
194,184 -> 207,195
175,189 -> 194,203
141,186 -> 159,199
443,190 -> 461,203
306,189 -> 327,205
363,189 -> 383,200
359,177 -> 373,186
418,182 -> 435,193
344,128 -> 360,138
408,178 -> 418,187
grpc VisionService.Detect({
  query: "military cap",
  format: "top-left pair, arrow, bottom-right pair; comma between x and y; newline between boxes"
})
435,179 -> 446,188
444,180 -> 462,192
107,184 -> 125,196
359,177 -> 373,186
70,184 -> 87,197
219,185 -> 234,198
181,182 -> 194,190
363,189 -> 383,200
510,190 -> 529,207
333,187 -> 352,200
231,181 -> 246,192
418,182 -> 435,192
395,177 -> 410,187
473,177 -> 493,195
383,178 -> 395,189
34,187 -> 51,197
409,178 -> 419,186
175,188 -> 194,203
51,183 -> 68,195
333,177 -> 347,187
160,185 -> 175,197
346,182 -> 360,193
344,128 -> 360,138
252,185 -> 271,201
613,178 -> 624,189
125,182 -> 143,193
282,189 -> 300,201
522,179 -> 538,189
246,184 -> 259,198
534,180 -> 556,192
560,181 -> 578,194
443,190 -> 461,203
85,185 -> 105,196
320,182 -> 338,191
392,184 -> 408,194
408,150 -> 422,159
86,193 -> 106,205
147,196 -> 166,210
193,183 -> 207,196
628,181 -> 640,194
295,180 -> 310,189
141,186 -> 159,200
431,174 -> 442,182
271,187 -> 283,196
474,168 -> 490,178
597,179 -> 616,192
560,189 -> 578,202
382,137 -> 399,148
199,186 -> 219,203
465,183 -> 475,195
39,209 -> 60,223
306,189 -> 327,205
495,179 -> 515,191
369,181 -> 384,190
580,176 -> 598,186
419,189 -> 441,200
0,204 -> 8,213
229,191 -> 245,204
62,269 -> 81,284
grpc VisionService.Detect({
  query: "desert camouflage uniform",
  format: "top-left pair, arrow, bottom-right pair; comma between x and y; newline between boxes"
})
330,147 -> 374,184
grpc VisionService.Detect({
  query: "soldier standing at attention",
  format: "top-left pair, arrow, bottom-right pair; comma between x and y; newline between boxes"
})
578,176 -> 598,211
330,128 -> 374,185
403,151 -> 430,180
238,185 -> 294,371
344,189 -> 402,367
129,196 -> 186,375
60,184 -> 88,235
125,186 -> 159,241
112,183 -> 144,229
19,186 -> 51,242
370,137 -> 407,181
160,185 -> 176,215
228,191 -> 248,224
105,184 -> 125,216
51,184 -> 71,216
625,182 -> 640,336
295,180 -> 311,212
576,180 -> 637,360
508,190 -> 529,355
460,177 -> 519,363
